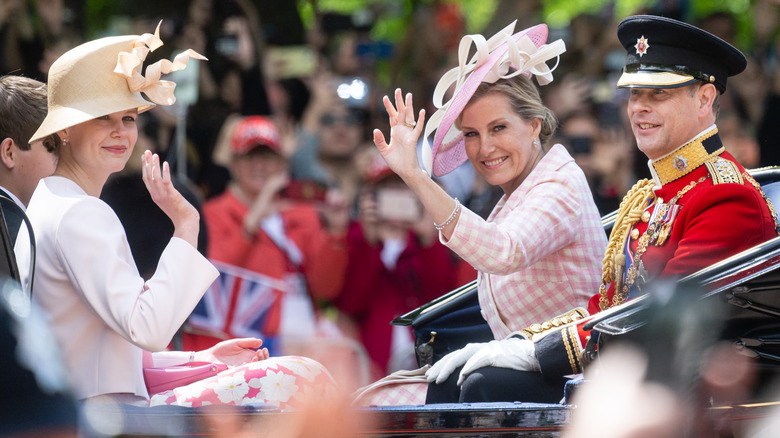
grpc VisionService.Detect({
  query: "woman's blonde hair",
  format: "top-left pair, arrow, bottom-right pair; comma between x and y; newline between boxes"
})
458,74 -> 557,148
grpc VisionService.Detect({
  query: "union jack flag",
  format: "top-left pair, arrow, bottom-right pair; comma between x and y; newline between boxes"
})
185,261 -> 286,354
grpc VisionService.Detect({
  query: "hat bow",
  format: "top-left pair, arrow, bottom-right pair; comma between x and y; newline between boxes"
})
113,21 -> 207,106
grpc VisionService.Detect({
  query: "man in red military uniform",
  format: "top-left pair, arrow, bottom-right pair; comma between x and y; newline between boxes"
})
425,15 -> 780,403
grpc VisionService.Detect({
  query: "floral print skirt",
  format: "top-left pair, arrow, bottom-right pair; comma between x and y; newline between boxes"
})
148,356 -> 337,409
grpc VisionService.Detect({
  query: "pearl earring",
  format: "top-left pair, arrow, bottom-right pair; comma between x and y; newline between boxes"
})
533,137 -> 541,148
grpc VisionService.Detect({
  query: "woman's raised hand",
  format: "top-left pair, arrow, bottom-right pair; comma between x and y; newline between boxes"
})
141,150 -> 201,248
373,88 -> 426,180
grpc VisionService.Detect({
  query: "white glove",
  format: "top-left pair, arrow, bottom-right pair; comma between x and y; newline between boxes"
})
457,337 -> 539,386
425,343 -> 486,384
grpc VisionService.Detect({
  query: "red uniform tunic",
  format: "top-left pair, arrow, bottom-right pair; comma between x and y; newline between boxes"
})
531,128 -> 779,377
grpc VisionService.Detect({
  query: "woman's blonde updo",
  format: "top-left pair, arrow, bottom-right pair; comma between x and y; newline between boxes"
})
461,74 -> 557,148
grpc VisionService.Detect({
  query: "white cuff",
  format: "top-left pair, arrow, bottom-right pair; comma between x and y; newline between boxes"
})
150,350 -> 192,367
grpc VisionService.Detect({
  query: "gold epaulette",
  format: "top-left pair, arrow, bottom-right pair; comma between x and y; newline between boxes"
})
704,157 -> 743,185
518,308 -> 588,340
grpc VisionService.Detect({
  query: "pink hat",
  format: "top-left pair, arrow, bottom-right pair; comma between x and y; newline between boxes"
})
421,21 -> 566,176
231,116 -> 281,155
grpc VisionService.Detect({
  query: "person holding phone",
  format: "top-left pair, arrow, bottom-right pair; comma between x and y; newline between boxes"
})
199,115 -> 351,349
289,71 -> 371,206
336,152 -> 462,377
368,22 -> 607,404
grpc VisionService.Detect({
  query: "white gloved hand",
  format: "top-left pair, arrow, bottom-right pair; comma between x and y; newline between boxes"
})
425,343 -> 486,384
457,337 -> 539,386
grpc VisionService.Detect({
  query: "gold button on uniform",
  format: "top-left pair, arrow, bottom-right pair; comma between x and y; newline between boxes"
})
641,211 -> 651,222
630,228 -> 640,240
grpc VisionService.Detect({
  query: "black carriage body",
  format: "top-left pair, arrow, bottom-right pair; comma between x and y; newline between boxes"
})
67,168 -> 780,436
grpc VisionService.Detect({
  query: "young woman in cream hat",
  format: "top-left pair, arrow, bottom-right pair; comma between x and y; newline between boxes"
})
24,23 -> 336,408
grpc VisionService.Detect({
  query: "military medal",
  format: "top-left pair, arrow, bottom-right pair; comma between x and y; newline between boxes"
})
647,202 -> 669,244
614,176 -> 708,308
655,205 -> 680,246
656,223 -> 671,246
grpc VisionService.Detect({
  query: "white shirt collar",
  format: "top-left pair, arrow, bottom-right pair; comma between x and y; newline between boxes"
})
0,186 -> 26,211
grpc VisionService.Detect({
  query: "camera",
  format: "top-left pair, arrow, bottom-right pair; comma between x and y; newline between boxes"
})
568,136 -> 592,155
265,46 -> 318,79
215,33 -> 240,57
332,77 -> 369,108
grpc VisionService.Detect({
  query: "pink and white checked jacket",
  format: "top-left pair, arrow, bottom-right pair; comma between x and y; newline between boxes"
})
445,144 -> 607,339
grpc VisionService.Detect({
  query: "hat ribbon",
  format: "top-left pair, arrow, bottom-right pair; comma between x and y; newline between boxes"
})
113,21 -> 207,106
419,22 -> 566,175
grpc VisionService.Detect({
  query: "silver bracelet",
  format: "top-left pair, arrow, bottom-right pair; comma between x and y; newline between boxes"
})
434,198 -> 461,231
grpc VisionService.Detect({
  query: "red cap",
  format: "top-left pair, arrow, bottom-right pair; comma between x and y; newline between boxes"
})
364,152 -> 396,184
231,116 -> 281,154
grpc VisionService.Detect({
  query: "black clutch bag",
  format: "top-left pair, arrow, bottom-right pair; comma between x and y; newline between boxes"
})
392,280 -> 494,367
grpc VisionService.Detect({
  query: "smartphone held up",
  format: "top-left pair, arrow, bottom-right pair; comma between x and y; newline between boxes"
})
376,188 -> 422,223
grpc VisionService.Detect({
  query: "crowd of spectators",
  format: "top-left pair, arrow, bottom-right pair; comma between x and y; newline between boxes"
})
4,0 -> 780,378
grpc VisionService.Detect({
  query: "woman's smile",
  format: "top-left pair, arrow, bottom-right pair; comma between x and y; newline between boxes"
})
462,93 -> 542,194
482,156 -> 508,168
103,145 -> 128,154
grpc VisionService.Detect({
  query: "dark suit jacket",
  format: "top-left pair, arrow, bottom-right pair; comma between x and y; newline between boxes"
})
0,188 -> 23,245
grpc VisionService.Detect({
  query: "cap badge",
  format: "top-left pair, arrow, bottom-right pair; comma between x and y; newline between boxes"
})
673,155 -> 688,172
634,36 -> 649,57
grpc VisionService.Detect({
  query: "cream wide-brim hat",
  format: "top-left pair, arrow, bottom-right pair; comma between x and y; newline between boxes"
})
30,35 -> 155,143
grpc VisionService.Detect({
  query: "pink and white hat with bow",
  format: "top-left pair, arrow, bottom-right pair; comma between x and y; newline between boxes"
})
420,21 -> 566,176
